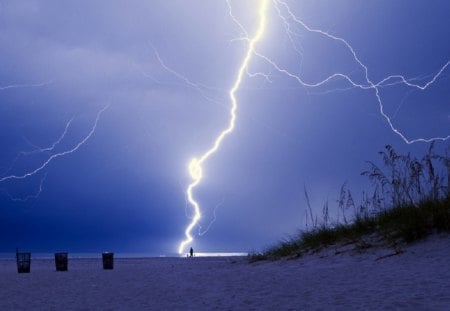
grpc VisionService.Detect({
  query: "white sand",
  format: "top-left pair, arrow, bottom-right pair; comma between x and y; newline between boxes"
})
0,235 -> 449,310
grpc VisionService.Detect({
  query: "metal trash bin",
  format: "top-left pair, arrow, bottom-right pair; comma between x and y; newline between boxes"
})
16,252 -> 31,273
54,252 -> 68,271
102,252 -> 114,270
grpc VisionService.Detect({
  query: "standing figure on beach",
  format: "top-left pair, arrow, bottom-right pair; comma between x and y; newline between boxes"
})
189,247 -> 194,257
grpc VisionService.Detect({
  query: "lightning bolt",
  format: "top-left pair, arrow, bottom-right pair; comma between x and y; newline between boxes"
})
2,118 -> 74,177
0,174 -> 47,203
178,0 -> 269,255
265,0 -> 450,144
198,198 -> 225,236
151,47 -> 226,109
0,105 -> 109,183
0,81 -> 53,91
175,0 -> 449,254
26,117 -> 74,153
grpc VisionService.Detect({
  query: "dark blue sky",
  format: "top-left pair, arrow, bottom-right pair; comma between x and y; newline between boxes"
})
0,0 -> 449,254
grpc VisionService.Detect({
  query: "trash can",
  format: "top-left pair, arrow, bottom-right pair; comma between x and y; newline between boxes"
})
102,252 -> 114,270
54,252 -> 68,271
16,252 -> 31,273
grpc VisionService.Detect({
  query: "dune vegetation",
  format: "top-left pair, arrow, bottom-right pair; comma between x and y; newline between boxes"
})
251,144 -> 450,261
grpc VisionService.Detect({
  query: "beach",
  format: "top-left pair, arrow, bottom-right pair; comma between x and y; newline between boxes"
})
0,235 -> 449,310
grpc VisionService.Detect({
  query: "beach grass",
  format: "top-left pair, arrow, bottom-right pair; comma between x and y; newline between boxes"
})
251,198 -> 450,261
251,144 -> 450,261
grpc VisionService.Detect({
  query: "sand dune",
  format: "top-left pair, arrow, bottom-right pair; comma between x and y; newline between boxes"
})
0,235 -> 449,310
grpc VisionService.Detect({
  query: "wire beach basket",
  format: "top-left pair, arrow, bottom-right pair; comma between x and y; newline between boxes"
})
102,252 -> 114,270
54,252 -> 68,271
16,251 -> 31,273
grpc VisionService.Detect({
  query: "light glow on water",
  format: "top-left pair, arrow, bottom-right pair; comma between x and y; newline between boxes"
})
182,252 -> 248,258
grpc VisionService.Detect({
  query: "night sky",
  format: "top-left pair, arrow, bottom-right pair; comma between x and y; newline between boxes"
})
0,0 -> 449,255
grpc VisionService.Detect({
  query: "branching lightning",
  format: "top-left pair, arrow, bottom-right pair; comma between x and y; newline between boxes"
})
177,0 -> 449,254
198,198 -> 225,236
148,45 -> 227,112
0,174 -> 46,203
265,0 -> 450,144
2,118 -> 74,177
0,81 -> 53,91
0,105 -> 109,184
177,0 -> 269,255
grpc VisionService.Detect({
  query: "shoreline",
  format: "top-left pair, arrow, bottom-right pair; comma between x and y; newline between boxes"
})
1,235 -> 449,309
0,252 -> 248,261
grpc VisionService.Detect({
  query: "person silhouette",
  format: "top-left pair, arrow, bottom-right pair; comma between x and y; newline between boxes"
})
189,247 -> 194,257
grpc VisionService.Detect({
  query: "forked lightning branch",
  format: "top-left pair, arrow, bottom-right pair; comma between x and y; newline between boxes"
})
177,0 -> 450,255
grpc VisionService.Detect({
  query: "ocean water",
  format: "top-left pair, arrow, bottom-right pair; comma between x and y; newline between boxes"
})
0,252 -> 248,260
163,252 -> 248,258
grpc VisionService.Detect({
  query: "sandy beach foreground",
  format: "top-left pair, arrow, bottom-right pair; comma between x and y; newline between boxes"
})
0,235 -> 449,310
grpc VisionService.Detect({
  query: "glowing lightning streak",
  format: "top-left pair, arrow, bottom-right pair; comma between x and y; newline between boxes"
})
178,0 -> 269,255
1,174 -> 47,203
27,117 -> 74,153
198,198 -> 225,236
151,47 -> 225,108
1,118 -> 74,178
0,81 -> 53,91
268,0 -> 450,144
0,105 -> 109,183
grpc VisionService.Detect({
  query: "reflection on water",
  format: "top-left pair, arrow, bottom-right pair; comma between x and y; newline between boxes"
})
0,252 -> 248,260
185,252 -> 248,257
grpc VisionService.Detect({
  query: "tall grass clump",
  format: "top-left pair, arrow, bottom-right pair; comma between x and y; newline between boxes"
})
362,143 -> 448,208
251,143 -> 449,261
